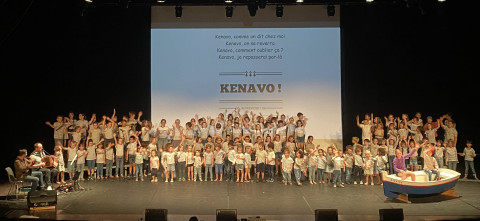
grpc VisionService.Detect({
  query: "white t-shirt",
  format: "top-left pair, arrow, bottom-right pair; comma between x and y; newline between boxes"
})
267,151 -> 276,165
235,153 -> 245,165
151,156 -> 159,169
214,150 -> 225,164
156,126 -> 170,139
115,144 -> 124,157
281,157 -> 294,172
76,150 -> 87,164
256,150 -> 267,164
86,145 -> 96,160
127,142 -> 137,155
204,152 -> 213,165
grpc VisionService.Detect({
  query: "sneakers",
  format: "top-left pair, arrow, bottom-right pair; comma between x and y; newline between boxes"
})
165,180 -> 168,183
353,181 -> 357,184
46,186 -> 52,190
360,181 -> 363,185
170,179 -> 174,182
339,184 -> 345,188
333,184 -> 337,188
364,182 -> 368,186
371,183 -> 374,186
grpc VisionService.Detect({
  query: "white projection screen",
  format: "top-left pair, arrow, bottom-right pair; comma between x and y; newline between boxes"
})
151,5 -> 342,148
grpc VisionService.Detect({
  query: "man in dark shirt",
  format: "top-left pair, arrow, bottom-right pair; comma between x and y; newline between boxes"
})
14,149 -> 44,190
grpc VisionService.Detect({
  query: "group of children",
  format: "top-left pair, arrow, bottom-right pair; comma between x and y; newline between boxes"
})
44,110 -> 477,187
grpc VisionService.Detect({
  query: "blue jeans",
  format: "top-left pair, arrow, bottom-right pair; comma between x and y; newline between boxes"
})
76,163 -> 85,179
205,165 -> 213,180
282,171 -> 292,183
353,165 -> 363,183
28,171 -> 43,190
135,164 -> 143,179
294,169 -> 302,183
447,161 -> 457,171
308,166 -> 316,181
156,138 -> 168,150
225,160 -> 234,180
388,155 -> 395,174
177,162 -> 186,180
435,157 -> 444,168
465,160 -> 476,175
267,164 -> 274,180
345,167 -> 352,183
424,169 -> 440,181
215,164 -> 223,174
106,160 -> 113,176
333,170 -> 342,185
317,168 -> 325,182
194,167 -> 201,180
96,163 -> 104,177
115,157 -> 124,176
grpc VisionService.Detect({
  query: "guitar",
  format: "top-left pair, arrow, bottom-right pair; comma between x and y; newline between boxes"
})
42,155 -> 59,168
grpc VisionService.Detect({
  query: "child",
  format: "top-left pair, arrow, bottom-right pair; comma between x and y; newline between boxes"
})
286,136 -> 296,156
266,143 -> 276,182
316,149 -> 326,184
204,144 -> 214,181
273,134 -> 283,176
150,150 -> 160,182
325,146 -> 334,184
332,150 -> 345,188
393,144 -> 421,181
54,145 -> 66,184
86,138 -> 98,180
440,117 -> 458,146
76,144 -> 88,181
445,139 -> 458,171
186,145 -> 194,181
193,150 -> 203,182
357,114 -> 373,144
459,140 -> 477,180
423,144 -> 441,181
163,144 -> 176,183
194,137 -> 205,153
113,133 -> 125,178
95,143 -> 106,180
134,145 -> 145,181
281,150 -> 294,185
307,148 -> 317,185
363,150 -> 374,185
105,141 -> 115,178
234,146 -> 245,182
176,145 -> 186,181
145,137 -> 158,177
255,142 -> 267,183
375,148 -> 388,185
213,144 -> 225,182
66,140 -> 79,180
126,135 -> 140,177
408,139 -> 419,171
244,146 -> 252,182
294,151 -> 305,186
294,119 -> 307,150
434,140 -> 445,168
353,147 -> 364,185
225,141 -> 236,182
344,146 -> 354,184
387,138 -> 397,174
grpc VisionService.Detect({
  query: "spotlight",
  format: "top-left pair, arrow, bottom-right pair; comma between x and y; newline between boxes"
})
175,6 -> 182,18
276,5 -> 283,18
366,0 -> 374,2
247,0 -> 258,17
226,5 -> 233,18
438,0 -> 446,2
258,0 -> 267,9
225,0 -> 233,3
327,5 -> 335,17
85,0 -> 92,2
296,0 -> 304,2
156,0 -> 165,2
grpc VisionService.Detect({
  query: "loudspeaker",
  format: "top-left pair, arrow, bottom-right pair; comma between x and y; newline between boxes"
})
216,209 -> 237,221
27,190 -> 57,208
145,209 -> 168,221
379,208 -> 404,221
315,209 -> 338,221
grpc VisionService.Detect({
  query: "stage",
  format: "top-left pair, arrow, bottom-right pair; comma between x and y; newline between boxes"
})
1,177 -> 480,220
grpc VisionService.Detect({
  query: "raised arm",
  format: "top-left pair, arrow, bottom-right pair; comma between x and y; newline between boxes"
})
356,115 -> 362,128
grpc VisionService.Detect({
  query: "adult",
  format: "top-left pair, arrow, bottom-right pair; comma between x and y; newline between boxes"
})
30,142 -> 59,189
393,142 -> 421,181
14,149 -> 44,191
171,119 -> 183,148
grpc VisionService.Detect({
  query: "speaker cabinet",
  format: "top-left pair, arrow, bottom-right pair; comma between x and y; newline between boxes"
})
314,209 -> 338,221
379,208 -> 404,221
145,208 -> 168,221
27,190 -> 57,209
216,209 -> 237,221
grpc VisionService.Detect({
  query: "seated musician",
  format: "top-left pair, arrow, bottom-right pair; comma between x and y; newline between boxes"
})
14,149 -> 45,190
30,142 -> 59,189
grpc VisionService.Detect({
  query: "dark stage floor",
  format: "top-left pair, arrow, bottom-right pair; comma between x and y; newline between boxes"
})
2,176 -> 480,221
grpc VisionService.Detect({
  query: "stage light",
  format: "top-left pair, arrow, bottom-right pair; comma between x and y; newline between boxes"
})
366,0 -> 374,2
327,5 -> 335,17
226,5 -> 233,18
85,0 -> 92,2
247,0 -> 258,17
156,0 -> 165,3
225,0 -> 233,3
296,0 -> 304,2
175,6 -> 182,18
438,0 -> 446,2
276,5 -> 283,18
258,0 -> 267,9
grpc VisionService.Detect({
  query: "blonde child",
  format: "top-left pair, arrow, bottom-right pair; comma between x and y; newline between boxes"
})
234,146 -> 245,182
54,145 -> 66,184
363,150 -> 374,185
266,143 -> 276,182
281,150 -> 294,185
434,140 -> 445,168
134,145 -> 145,181
76,143 -> 88,181
375,148 -> 388,185
65,140 -> 79,180
255,142 -> 267,183
316,149 -> 327,184
273,134 -> 283,176
459,140 -> 477,180
193,150 -> 203,181
244,146 -> 252,182
113,133 -> 125,178
85,138 -> 98,180
163,144 -> 176,183
186,145 -> 194,181
294,151 -> 305,186
332,150 -> 345,188
445,139 -> 458,171
204,145 -> 214,181
213,144 -> 225,182
307,148 -> 317,185
95,143 -> 106,180
176,145 -> 186,181
150,150 -> 160,182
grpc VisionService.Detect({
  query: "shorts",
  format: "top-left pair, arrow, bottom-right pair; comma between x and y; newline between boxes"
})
187,163 -> 193,168
275,152 -> 282,159
167,164 -> 175,172
236,164 -> 245,170
257,163 -> 265,173
409,158 -> 418,166
151,168 -> 158,176
296,136 -> 305,143
67,161 -> 76,173
377,168 -> 385,174
215,164 -> 223,174
87,160 -> 96,169
128,155 -> 136,164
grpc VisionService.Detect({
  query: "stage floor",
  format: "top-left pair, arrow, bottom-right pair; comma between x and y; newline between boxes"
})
1,176 -> 480,221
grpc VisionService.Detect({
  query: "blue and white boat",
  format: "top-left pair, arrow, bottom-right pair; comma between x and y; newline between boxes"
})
382,168 -> 461,202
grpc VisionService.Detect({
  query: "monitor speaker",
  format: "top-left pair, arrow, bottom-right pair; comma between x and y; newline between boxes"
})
145,208 -> 168,221
314,209 -> 338,221
379,208 -> 404,221
216,209 -> 237,221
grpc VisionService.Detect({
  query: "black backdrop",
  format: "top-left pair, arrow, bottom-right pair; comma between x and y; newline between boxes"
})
1,0 -> 479,182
